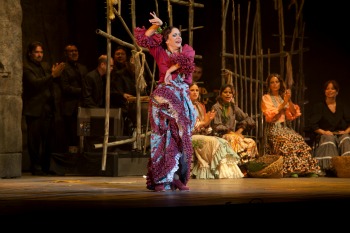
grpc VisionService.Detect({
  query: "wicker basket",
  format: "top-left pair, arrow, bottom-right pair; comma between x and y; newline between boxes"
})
332,156 -> 350,178
247,155 -> 283,178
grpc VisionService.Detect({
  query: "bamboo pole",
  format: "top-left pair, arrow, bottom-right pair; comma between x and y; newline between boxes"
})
299,22 -> 306,135
101,1 -> 113,171
162,0 -> 204,8
188,0 -> 194,46
237,4 -> 243,107
243,2 -> 251,112
94,131 -> 152,149
167,0 -> 173,26
249,2 -> 256,131
232,1 -> 238,91
221,0 -> 228,85
277,0 -> 285,78
221,48 -> 308,59
256,0 -> 263,147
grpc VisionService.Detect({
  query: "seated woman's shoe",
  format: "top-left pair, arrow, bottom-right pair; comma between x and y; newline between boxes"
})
154,183 -> 165,192
172,179 -> 190,191
307,173 -> 319,178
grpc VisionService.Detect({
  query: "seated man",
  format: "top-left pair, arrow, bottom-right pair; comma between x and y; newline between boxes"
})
80,55 -> 124,152
110,45 -> 148,136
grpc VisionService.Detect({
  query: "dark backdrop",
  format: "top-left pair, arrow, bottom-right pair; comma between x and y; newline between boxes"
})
21,0 -> 350,113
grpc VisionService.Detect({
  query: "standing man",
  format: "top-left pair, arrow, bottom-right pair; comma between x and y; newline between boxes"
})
60,44 -> 88,152
23,41 -> 65,175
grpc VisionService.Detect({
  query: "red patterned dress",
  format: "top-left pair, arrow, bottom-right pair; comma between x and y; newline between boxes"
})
134,26 -> 197,190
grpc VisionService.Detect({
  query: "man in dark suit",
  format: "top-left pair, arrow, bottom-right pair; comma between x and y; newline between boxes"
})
22,41 -> 65,175
81,54 -> 114,108
60,44 -> 88,152
80,55 -> 117,152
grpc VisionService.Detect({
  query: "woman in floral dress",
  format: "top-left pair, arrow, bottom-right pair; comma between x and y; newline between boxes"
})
261,73 -> 320,177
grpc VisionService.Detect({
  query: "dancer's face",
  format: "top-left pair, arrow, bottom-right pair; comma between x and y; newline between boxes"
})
166,28 -> 182,53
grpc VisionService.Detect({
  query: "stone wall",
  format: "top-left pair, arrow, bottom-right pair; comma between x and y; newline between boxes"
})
0,0 -> 23,178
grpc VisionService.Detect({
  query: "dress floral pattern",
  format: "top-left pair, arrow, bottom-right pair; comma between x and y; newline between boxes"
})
261,94 -> 320,176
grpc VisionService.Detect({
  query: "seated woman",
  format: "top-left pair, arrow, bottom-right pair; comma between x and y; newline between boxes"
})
211,84 -> 259,175
308,80 -> 350,176
261,73 -> 320,178
189,83 -> 244,179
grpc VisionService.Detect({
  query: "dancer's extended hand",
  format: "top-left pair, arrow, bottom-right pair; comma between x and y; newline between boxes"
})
149,12 -> 163,26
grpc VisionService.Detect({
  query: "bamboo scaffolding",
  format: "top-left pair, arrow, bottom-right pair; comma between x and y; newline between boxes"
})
220,0 -> 307,154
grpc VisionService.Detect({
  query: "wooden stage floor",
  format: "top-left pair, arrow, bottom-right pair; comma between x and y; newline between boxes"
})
1,173 -> 350,227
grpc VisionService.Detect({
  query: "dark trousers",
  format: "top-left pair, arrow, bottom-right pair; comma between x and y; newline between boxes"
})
63,114 -> 79,148
26,115 -> 55,173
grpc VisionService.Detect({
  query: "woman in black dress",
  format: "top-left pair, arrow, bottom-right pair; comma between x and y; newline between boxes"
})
308,80 -> 350,175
